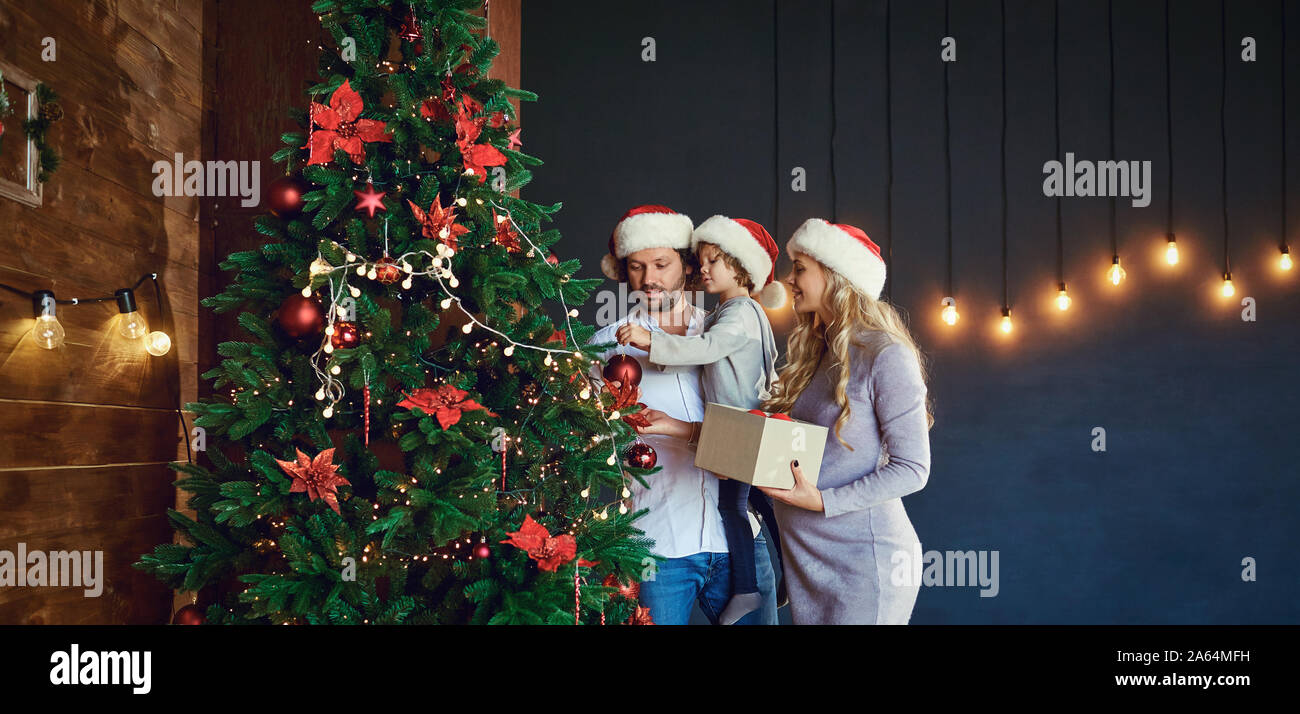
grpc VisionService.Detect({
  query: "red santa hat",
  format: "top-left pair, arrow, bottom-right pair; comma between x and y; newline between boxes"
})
601,205 -> 694,280
690,215 -> 787,308
786,218 -> 887,300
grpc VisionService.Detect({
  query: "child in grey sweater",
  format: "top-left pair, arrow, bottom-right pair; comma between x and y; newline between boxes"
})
617,215 -> 784,624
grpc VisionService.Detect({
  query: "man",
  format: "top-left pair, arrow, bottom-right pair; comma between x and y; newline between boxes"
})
587,204 -> 778,625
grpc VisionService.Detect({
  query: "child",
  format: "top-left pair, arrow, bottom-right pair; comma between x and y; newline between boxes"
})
616,214 -> 785,624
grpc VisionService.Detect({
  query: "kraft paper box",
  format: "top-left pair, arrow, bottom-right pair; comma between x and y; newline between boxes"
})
693,403 -> 827,489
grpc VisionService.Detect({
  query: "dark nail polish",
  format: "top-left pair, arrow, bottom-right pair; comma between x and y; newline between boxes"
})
793,459 -> 799,467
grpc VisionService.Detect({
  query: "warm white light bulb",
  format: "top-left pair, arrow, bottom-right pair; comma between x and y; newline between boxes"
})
145,331 -> 172,356
941,303 -> 958,326
118,311 -> 149,339
1165,240 -> 1179,265
503,345 -> 514,357
1222,276 -> 1235,297
461,323 -> 473,334
440,298 -> 452,309
1000,314 -> 1013,334
1056,289 -> 1071,312
1108,258 -> 1126,286
32,315 -> 65,350
1281,250 -> 1293,271
309,257 -> 332,276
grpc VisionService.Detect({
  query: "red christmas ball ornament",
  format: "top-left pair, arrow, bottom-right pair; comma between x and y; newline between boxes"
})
603,353 -> 642,387
374,256 -> 402,285
473,543 -> 491,560
626,441 -> 657,469
267,176 -> 306,218
172,604 -> 205,625
330,321 -> 361,349
546,252 -> 560,266
277,294 -> 325,338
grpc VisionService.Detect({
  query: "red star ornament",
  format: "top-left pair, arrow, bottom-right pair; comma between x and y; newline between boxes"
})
353,183 -> 387,218
274,447 -> 351,514
396,384 -> 497,429
507,128 -> 522,151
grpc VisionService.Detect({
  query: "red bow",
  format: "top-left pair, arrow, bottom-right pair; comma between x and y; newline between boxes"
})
746,409 -> 792,421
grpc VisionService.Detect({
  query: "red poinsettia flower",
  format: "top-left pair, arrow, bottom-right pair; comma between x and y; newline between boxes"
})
500,514 -> 577,572
274,447 -> 351,514
454,102 -> 505,182
547,329 -> 566,345
397,384 -> 497,429
407,197 -> 468,252
603,380 -> 650,429
492,213 -> 523,253
305,79 -> 392,165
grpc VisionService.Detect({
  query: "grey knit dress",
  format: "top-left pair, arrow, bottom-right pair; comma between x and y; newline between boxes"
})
774,328 -> 932,625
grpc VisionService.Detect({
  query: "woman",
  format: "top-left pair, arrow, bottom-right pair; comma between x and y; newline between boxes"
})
638,218 -> 934,624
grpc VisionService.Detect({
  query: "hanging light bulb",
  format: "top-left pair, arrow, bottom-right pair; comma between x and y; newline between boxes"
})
1055,282 -> 1071,311
145,331 -> 172,356
115,289 -> 149,339
1165,234 -> 1180,265
999,306 -> 1013,334
1221,272 -> 1235,297
1107,255 -> 1126,286
30,290 -> 65,350
309,257 -> 332,276
1280,246 -> 1292,271
940,297 -> 959,326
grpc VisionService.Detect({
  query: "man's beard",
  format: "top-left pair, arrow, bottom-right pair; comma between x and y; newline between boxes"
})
634,280 -> 685,311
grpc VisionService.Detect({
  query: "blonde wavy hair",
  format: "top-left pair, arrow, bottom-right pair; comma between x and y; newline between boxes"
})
761,261 -> 935,450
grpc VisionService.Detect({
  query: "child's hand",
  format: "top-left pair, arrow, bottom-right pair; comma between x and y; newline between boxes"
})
616,323 -> 652,351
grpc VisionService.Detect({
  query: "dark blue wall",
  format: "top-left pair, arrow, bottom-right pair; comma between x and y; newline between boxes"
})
521,0 -> 1300,623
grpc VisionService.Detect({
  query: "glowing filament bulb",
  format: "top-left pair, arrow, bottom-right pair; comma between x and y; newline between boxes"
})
1281,248 -> 1292,271
1000,308 -> 1013,334
1165,239 -> 1180,265
1056,286 -> 1071,312
940,297 -> 958,326
503,345 -> 514,357
1221,274 -> 1235,297
1107,256 -> 1126,286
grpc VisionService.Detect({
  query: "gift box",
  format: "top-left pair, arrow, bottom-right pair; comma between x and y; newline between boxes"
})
693,403 -> 827,489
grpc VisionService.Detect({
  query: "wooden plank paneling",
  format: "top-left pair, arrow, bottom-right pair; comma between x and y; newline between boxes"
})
0,464 -> 176,540
0,515 -> 175,625
0,402 -> 181,469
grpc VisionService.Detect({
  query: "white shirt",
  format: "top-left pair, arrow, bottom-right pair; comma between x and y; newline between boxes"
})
587,301 -> 731,558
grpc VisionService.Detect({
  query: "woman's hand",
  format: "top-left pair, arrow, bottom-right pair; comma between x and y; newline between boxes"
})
757,460 -> 824,512
616,323 -> 653,351
634,408 -> 692,441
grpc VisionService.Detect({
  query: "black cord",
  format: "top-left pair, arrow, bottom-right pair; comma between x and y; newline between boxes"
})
830,0 -> 838,224
944,0 -> 953,296
885,0 -> 894,302
773,0 -> 780,238
1282,0 -> 1288,250
1055,0 -> 1063,285
1222,0 -> 1230,273
1166,0 -> 1175,236
1109,0 -> 1117,258
147,275 -> 194,464
0,273 -> 156,305
1000,0 -> 1008,311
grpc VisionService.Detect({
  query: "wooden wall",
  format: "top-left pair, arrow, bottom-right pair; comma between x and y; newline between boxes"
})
0,0 -> 204,623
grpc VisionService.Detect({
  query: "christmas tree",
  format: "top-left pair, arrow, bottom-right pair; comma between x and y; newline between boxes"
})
135,0 -> 656,625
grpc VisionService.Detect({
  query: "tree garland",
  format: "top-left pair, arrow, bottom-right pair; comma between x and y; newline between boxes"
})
0,71 -> 11,152
21,83 -> 62,182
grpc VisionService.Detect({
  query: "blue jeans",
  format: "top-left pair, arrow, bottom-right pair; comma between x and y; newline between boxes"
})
639,531 -> 778,625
